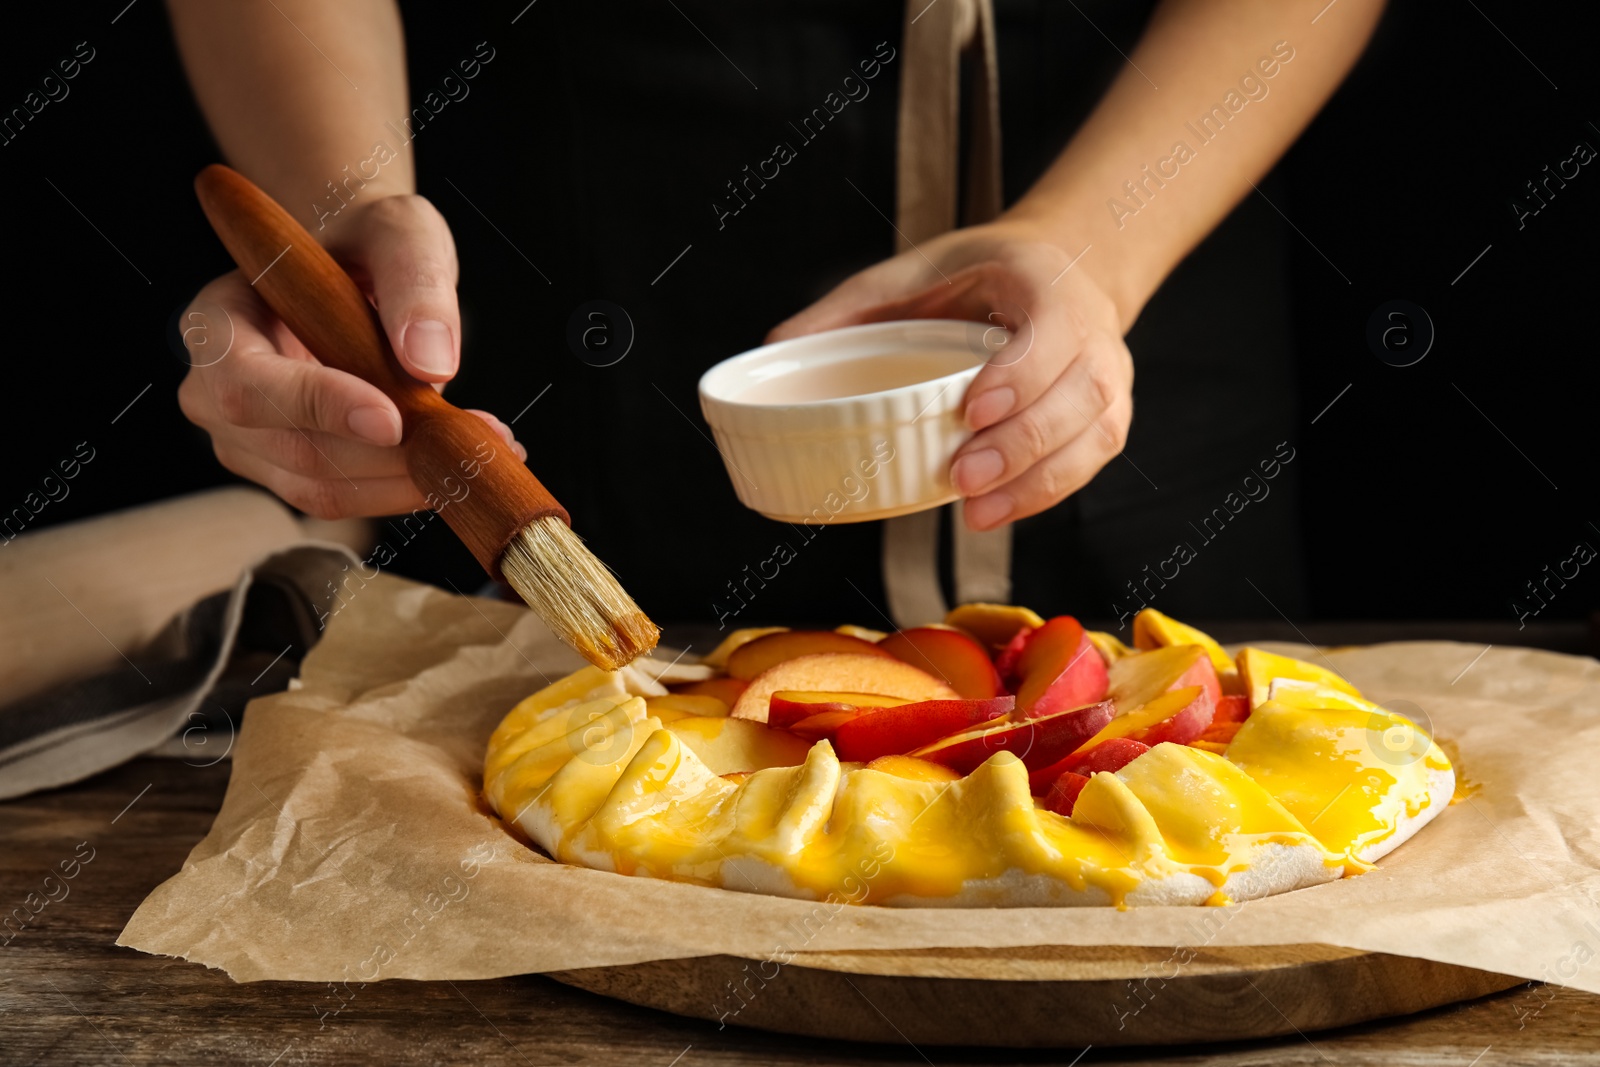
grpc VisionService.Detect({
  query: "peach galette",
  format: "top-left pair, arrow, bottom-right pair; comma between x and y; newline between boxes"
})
484,607 -> 1454,907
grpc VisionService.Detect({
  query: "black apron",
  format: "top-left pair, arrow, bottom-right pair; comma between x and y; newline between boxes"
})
405,0 -> 1307,632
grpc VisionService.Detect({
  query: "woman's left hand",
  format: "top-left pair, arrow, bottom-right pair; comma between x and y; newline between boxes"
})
766,222 -> 1134,531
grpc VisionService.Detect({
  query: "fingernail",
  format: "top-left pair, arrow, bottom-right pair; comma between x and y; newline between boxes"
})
404,320 -> 456,376
966,492 -> 1013,530
965,387 -> 1015,430
513,441 -> 527,462
951,448 -> 1004,495
347,405 -> 402,446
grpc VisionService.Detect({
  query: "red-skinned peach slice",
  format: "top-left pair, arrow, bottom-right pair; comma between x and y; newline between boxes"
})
1106,644 -> 1222,711
1129,685 -> 1216,746
725,630 -> 896,681
999,617 -> 1087,687
1008,617 -> 1110,719
907,699 -> 1116,774
1195,719 -> 1242,746
943,602 -> 1045,652
1075,685 -> 1214,754
877,627 -> 1005,699
1027,737 -> 1151,794
767,691 -> 910,731
831,696 -> 1014,762
1042,771 -> 1092,816
730,654 -> 957,721
994,626 -> 1032,680
1131,608 -> 1244,695
785,709 -> 866,741
1211,694 -> 1250,724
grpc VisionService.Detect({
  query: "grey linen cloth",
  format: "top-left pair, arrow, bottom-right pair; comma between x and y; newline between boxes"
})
0,544 -> 358,800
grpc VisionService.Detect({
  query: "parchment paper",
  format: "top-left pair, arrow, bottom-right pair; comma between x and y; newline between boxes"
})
119,574 -> 1600,993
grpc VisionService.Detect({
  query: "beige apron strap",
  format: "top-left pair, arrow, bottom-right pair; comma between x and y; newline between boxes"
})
883,0 -> 1010,626
947,0 -> 1013,609
879,508 -> 946,628
953,516 -> 1012,603
892,0 -> 974,251
961,0 -> 1003,227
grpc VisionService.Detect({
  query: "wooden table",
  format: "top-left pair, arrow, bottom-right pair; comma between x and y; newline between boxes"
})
4,621 -> 1598,1066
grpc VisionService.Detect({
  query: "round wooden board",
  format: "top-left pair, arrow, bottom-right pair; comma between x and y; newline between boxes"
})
549,943 -> 1523,1047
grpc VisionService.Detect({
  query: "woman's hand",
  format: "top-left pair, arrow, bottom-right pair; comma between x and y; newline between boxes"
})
767,222 -> 1133,531
177,193 -> 524,520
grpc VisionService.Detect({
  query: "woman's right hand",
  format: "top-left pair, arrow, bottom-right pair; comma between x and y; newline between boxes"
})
177,193 -> 524,519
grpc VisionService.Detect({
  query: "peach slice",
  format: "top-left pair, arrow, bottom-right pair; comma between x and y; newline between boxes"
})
1062,739 -> 1152,771
784,709 -> 866,741
701,627 -> 788,669
1028,737 -> 1150,795
725,630 -> 896,681
767,691 -> 910,731
669,677 -> 749,707
1195,719 -> 1242,746
1132,608 -> 1243,694
908,700 -> 1116,774
1107,644 -> 1221,711
1212,694 -> 1250,724
1007,617 -> 1110,718
1126,687 -> 1215,745
994,626 -> 1032,680
831,696 -> 1013,762
729,653 -> 956,721
1042,771 -> 1092,816
943,602 -> 1045,651
877,627 -> 1005,699
1074,685 -> 1213,753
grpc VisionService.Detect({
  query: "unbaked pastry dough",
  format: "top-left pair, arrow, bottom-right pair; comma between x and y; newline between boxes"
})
483,640 -> 1455,908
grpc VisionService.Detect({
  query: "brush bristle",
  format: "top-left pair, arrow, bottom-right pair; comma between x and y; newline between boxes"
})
499,517 -> 660,671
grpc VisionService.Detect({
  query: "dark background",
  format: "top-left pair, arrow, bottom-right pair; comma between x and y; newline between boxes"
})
1,0 -> 1593,633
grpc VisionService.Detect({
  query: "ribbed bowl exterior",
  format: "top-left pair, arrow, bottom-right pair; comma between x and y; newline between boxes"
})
699,321 -> 991,523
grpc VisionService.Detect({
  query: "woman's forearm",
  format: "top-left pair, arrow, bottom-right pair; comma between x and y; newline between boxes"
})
166,0 -> 412,239
1002,0 -> 1384,330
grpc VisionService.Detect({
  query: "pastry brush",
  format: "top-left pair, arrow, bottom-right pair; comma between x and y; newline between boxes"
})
194,164 -> 659,671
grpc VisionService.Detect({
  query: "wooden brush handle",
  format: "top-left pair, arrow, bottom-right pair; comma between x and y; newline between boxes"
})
193,164 -> 567,579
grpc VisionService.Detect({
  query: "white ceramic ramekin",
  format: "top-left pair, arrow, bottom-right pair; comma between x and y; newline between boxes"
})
698,320 -> 1000,523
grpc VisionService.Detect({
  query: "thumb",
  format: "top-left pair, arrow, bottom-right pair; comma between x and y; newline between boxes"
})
766,265 -> 986,345
765,290 -> 874,344
764,261 -> 921,344
342,195 -> 463,383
